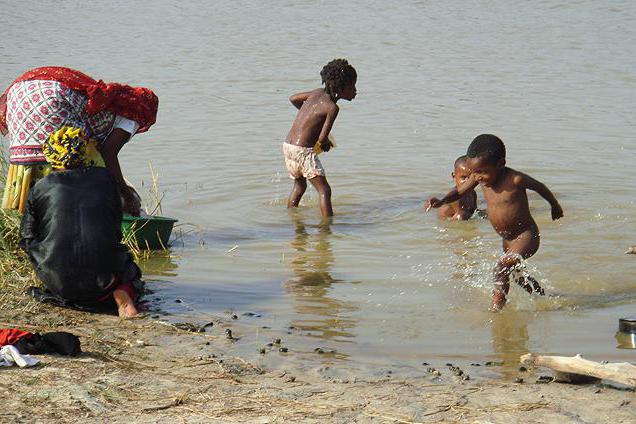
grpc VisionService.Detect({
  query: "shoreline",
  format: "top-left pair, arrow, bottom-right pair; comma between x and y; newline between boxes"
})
1,300 -> 634,423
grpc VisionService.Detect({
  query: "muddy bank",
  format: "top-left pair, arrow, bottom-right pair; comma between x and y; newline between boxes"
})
0,302 -> 634,424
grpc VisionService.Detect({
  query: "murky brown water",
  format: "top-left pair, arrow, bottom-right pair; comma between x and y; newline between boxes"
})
2,0 -> 635,376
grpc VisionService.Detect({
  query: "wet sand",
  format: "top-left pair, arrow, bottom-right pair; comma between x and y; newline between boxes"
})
1,304 -> 634,423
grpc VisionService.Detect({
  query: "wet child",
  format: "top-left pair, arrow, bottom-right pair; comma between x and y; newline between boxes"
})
284,58 -> 357,218
19,127 -> 143,318
425,134 -> 563,311
434,155 -> 477,220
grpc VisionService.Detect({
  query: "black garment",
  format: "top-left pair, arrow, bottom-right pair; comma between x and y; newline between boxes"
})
19,167 -> 141,304
14,332 -> 81,356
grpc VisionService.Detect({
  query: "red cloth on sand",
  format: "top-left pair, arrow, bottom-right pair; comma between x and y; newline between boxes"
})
0,328 -> 33,347
0,66 -> 158,136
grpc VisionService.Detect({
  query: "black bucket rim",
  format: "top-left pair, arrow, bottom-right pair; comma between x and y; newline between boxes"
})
618,317 -> 636,334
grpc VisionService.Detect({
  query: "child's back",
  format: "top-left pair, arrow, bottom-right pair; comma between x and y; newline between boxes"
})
286,89 -> 337,149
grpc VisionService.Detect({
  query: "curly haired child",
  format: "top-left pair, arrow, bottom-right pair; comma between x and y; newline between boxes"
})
284,58 -> 357,218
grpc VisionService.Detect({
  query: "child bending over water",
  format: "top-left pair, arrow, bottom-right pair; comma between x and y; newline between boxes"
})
433,155 -> 477,220
284,59 -> 357,218
425,134 -> 563,311
19,127 -> 143,318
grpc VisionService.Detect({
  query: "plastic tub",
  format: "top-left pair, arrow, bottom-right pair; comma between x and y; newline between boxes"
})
121,215 -> 178,250
616,317 -> 636,349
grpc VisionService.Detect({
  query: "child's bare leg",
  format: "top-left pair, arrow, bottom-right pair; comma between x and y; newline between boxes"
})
516,276 -> 534,294
113,288 -> 138,318
491,229 -> 540,311
491,254 -> 518,311
516,275 -> 545,295
527,276 -> 544,295
309,176 -> 333,217
288,177 -> 307,208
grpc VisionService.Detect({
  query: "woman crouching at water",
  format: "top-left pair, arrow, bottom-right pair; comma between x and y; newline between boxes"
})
19,127 -> 143,317
0,66 -> 158,215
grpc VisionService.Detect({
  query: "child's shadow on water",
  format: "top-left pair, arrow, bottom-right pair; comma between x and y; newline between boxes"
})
284,214 -> 359,343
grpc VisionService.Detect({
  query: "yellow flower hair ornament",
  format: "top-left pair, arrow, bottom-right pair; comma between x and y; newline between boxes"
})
43,126 -> 91,169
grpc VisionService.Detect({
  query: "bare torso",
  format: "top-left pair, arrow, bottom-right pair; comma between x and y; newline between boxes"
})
482,168 -> 537,240
286,89 -> 336,148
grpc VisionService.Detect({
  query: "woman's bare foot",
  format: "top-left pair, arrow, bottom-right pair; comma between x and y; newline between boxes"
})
113,288 -> 138,318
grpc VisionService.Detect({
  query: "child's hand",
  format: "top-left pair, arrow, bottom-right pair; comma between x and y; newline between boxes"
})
424,198 -> 443,212
551,203 -> 564,220
121,186 -> 142,217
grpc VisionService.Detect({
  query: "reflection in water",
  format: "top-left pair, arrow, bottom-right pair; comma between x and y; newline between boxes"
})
443,220 -> 488,285
137,252 -> 180,277
490,311 -> 531,378
285,214 -> 358,343
445,226 -> 533,376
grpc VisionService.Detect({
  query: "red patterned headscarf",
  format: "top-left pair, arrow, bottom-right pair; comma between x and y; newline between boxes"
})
0,66 -> 158,136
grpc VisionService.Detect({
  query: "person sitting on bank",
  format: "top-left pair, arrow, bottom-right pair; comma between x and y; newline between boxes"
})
19,127 -> 143,317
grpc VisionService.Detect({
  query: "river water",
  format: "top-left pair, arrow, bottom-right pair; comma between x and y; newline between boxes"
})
2,0 -> 635,376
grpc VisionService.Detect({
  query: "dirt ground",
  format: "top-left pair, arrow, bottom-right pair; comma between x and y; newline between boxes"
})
0,302 -> 634,424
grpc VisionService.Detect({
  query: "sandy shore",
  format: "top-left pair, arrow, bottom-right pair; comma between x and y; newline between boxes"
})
0,301 -> 634,424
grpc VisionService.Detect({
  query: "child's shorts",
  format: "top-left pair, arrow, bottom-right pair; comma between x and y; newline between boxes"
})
283,142 -> 325,180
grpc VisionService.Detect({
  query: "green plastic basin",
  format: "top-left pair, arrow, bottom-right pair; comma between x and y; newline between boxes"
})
121,215 -> 178,250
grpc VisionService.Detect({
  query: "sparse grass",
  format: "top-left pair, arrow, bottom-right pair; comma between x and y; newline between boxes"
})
0,159 -> 37,317
1,158 -> 38,306
141,162 -> 164,216
123,162 -> 172,260
121,223 -> 154,262
0,200 -> 40,312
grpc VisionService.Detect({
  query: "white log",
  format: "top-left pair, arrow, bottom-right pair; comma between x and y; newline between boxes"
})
520,353 -> 636,388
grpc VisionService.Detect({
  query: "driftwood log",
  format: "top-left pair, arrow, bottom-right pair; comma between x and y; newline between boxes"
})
520,353 -> 636,388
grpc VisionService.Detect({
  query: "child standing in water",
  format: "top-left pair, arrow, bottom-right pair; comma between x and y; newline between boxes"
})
284,59 -> 357,217
425,134 -> 563,311
435,155 -> 477,220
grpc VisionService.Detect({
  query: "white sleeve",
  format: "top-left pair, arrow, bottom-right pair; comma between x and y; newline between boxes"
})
112,115 -> 140,137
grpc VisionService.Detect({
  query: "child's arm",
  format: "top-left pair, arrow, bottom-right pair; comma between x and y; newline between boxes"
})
289,91 -> 313,109
518,173 -> 563,220
316,105 -> 339,152
424,178 -> 478,211
455,191 -> 478,220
